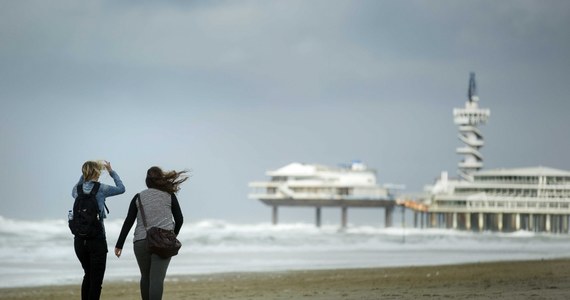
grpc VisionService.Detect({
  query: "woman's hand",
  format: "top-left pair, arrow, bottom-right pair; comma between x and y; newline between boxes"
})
104,161 -> 113,173
114,247 -> 122,258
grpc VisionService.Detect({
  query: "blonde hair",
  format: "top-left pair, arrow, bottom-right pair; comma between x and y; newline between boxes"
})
82,161 -> 102,181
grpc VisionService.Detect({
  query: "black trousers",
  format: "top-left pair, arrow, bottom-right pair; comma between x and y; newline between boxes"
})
134,239 -> 172,300
74,238 -> 108,300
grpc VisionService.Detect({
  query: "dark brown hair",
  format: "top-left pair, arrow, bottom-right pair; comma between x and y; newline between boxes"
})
145,166 -> 189,194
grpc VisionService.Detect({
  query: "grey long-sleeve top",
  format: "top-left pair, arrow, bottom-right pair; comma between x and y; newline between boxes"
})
115,188 -> 183,249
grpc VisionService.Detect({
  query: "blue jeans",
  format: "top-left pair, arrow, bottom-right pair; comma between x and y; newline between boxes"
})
74,238 -> 108,300
134,239 -> 172,300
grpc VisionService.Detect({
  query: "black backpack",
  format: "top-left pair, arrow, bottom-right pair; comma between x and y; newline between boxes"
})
69,182 -> 103,238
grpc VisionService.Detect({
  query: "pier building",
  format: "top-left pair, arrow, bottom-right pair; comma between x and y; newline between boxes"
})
410,73 -> 570,233
249,161 -> 397,227
417,168 -> 570,232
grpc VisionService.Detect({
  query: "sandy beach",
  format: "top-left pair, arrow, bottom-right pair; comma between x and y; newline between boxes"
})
1,259 -> 570,299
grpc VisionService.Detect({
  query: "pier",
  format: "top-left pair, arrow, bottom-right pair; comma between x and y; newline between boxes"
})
413,74 -> 570,234
418,165 -> 570,234
404,208 -> 570,233
250,74 -> 570,233
249,161 -> 397,228
260,199 -> 396,228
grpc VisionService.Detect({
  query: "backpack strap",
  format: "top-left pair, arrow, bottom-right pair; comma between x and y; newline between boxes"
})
91,182 -> 101,195
90,182 -> 110,214
76,182 -> 104,215
76,183 -> 84,196
77,181 -> 101,196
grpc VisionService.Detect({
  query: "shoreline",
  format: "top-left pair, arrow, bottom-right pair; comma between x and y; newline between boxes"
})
2,259 -> 570,299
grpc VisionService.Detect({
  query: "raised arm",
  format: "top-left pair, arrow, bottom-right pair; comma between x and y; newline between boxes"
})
99,161 -> 125,197
103,170 -> 126,196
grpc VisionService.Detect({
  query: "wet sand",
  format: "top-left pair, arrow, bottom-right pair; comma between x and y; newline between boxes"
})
1,259 -> 570,299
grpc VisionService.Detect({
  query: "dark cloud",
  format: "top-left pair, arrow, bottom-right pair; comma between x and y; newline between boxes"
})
0,1 -> 569,223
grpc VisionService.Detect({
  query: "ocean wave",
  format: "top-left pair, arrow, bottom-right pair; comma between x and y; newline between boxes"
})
2,215 -> 570,253
2,215 -> 570,288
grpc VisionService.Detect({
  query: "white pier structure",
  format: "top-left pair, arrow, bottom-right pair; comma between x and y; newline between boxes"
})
453,73 -> 490,181
406,73 -> 570,233
421,167 -> 570,233
249,161 -> 396,228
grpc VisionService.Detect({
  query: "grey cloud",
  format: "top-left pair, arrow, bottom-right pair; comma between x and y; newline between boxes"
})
0,1 -> 569,222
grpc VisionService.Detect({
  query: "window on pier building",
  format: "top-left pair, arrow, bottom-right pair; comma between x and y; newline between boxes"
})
546,176 -> 570,185
443,200 -> 465,207
484,176 -> 539,185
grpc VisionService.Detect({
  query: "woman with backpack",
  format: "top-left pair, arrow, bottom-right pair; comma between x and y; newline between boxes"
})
71,160 -> 126,300
114,166 -> 186,300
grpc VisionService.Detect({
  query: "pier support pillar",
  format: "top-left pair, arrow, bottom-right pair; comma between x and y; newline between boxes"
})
421,212 -> 425,229
497,213 -> 503,232
478,213 -> 484,231
466,213 -> 471,230
272,206 -> 278,225
316,207 -> 322,228
529,214 -> 534,232
341,207 -> 347,228
546,214 -> 551,232
515,214 -> 521,231
430,213 -> 436,228
452,213 -> 458,229
385,206 -> 394,228
413,211 -> 418,228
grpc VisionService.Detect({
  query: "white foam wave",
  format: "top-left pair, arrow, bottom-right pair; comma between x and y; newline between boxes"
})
2,216 -> 570,288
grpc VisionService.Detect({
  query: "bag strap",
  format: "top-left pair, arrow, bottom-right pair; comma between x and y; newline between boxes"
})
136,194 -> 149,230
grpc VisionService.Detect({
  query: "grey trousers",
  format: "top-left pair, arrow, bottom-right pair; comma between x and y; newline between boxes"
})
133,239 -> 172,300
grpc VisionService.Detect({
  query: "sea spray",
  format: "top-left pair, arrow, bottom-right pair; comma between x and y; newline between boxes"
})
1,216 -> 570,288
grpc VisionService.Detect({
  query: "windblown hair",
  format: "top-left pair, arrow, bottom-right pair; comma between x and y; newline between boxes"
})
82,161 -> 102,182
145,166 -> 189,194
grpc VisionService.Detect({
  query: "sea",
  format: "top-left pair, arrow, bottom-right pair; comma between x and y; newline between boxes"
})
1,215 -> 570,288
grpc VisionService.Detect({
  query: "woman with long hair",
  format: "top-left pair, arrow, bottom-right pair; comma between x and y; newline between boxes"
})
72,160 -> 126,300
114,166 -> 187,300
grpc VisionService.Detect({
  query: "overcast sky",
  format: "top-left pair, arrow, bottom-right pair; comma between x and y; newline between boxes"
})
1,1 -> 569,225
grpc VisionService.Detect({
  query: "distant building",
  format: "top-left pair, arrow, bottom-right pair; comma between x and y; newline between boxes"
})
417,73 -> 570,233
249,161 -> 396,227
426,167 -> 570,232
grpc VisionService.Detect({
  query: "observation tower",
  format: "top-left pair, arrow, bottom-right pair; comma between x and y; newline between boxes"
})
453,73 -> 490,181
